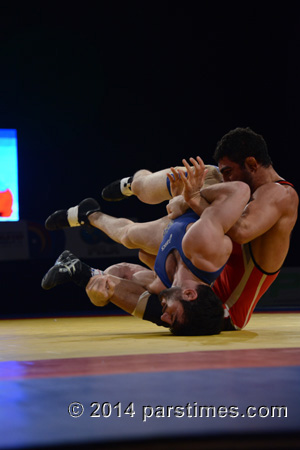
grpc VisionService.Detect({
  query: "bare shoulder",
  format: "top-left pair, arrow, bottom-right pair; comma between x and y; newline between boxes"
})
253,182 -> 299,211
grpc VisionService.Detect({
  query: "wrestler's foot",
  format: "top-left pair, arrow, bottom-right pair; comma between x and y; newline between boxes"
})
45,198 -> 101,231
41,250 -> 86,290
101,177 -> 133,201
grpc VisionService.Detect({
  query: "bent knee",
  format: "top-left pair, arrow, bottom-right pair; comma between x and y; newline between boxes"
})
131,170 -> 151,198
131,171 -> 170,204
121,226 -> 140,249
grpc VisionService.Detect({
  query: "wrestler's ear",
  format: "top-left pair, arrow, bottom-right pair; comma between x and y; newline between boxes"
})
245,157 -> 258,172
182,289 -> 198,301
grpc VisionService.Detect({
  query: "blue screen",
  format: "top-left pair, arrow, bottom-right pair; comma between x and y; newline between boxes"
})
0,129 -> 19,221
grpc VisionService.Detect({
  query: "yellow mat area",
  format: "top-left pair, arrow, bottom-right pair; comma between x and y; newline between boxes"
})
1,313 -> 300,362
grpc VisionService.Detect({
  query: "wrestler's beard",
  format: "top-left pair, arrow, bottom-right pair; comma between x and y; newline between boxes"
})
240,170 -> 255,193
158,286 -> 183,303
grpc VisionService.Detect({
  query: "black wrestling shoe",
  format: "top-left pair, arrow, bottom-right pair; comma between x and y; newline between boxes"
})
45,198 -> 101,231
101,177 -> 133,201
41,250 -> 84,290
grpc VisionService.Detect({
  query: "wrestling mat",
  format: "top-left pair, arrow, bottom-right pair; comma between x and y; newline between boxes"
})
1,312 -> 300,449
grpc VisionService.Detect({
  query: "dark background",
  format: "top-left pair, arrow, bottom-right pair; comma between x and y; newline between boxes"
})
1,3 -> 299,316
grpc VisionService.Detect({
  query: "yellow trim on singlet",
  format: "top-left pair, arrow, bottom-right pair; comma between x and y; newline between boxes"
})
240,273 -> 267,329
225,244 -> 254,309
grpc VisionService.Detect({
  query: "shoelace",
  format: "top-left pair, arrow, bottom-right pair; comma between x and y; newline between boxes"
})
58,259 -> 78,276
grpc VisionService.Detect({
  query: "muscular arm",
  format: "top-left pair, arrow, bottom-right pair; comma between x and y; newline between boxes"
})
86,262 -> 162,312
86,274 -> 147,313
104,262 -> 154,283
226,183 -> 295,244
104,262 -> 159,291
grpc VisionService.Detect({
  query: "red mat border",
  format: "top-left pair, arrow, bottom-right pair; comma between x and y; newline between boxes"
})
1,347 -> 299,380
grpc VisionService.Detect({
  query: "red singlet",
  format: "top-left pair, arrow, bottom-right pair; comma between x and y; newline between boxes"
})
213,180 -> 296,329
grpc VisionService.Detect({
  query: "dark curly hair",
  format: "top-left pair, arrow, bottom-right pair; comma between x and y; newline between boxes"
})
213,127 -> 272,167
170,285 -> 224,336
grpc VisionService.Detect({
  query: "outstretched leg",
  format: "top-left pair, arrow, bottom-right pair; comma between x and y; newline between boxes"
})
45,196 -> 170,255
101,165 -> 222,204
88,211 -> 170,255
101,169 -> 172,204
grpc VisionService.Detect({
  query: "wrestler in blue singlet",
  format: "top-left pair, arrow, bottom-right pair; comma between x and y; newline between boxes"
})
154,210 -> 225,288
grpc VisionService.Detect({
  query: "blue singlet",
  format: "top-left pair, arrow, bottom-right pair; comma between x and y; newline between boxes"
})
154,210 -> 225,288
